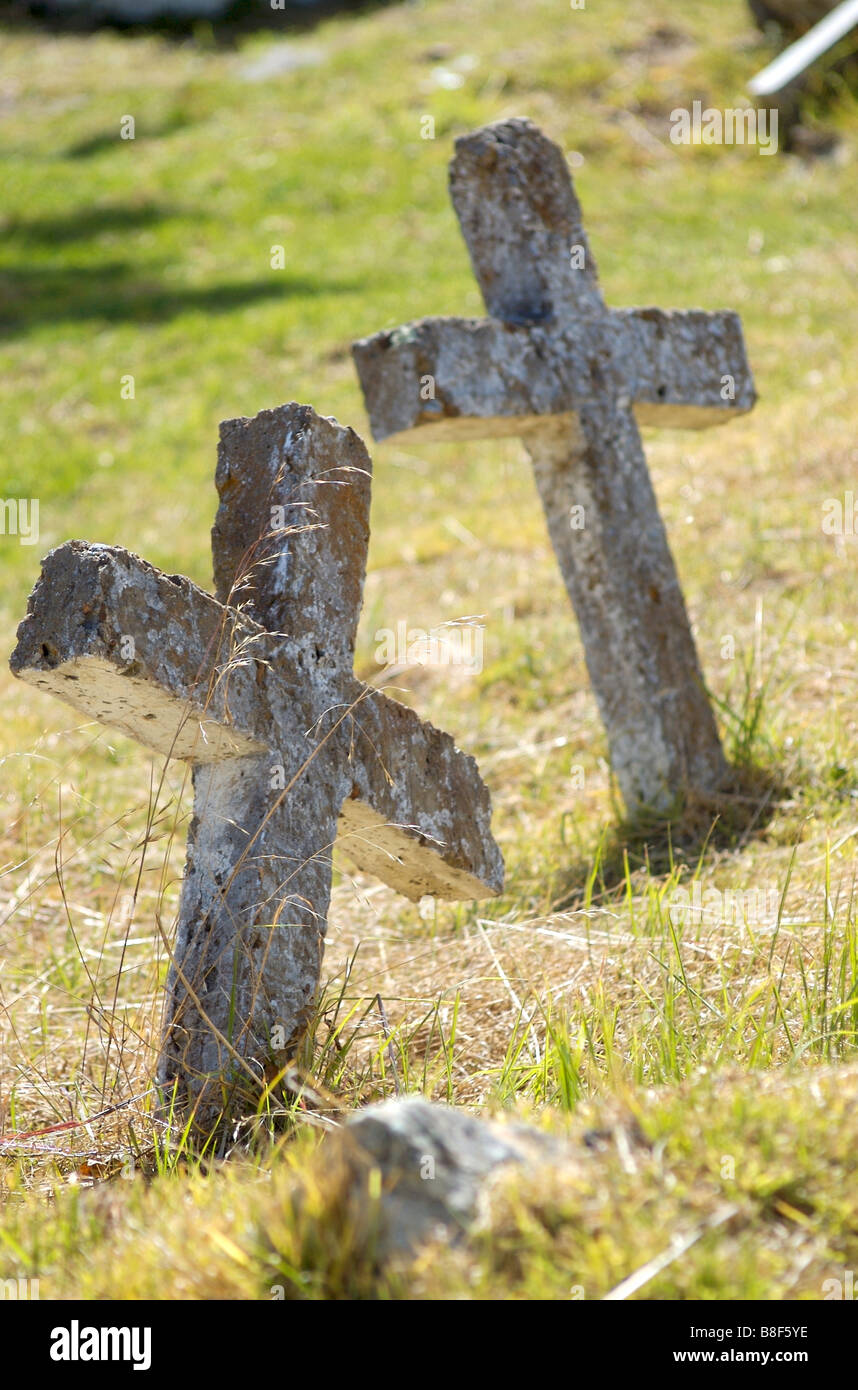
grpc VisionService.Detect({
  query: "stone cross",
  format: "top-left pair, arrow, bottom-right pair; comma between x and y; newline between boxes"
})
10,403 -> 503,1135
353,119 -> 757,814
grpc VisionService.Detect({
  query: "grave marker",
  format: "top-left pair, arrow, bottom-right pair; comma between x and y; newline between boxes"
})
10,404 -> 503,1135
353,119 -> 757,813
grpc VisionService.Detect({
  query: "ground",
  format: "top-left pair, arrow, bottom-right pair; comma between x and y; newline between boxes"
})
1,0 -> 858,1300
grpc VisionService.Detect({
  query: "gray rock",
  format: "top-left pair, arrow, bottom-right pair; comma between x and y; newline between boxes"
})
342,1096 -> 562,1254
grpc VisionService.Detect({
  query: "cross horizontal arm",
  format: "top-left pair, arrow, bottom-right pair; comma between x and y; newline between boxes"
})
10,540 -> 270,762
12,540 -> 504,902
333,678 -> 504,901
353,308 -> 755,445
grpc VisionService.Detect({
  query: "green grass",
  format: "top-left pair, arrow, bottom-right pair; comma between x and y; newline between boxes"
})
2,1062 -> 858,1300
2,0 -> 858,1299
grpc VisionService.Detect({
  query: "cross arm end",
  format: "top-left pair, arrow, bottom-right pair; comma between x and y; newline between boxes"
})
352,317 -> 572,445
335,681 -> 504,902
616,308 -> 757,426
10,540 -> 269,762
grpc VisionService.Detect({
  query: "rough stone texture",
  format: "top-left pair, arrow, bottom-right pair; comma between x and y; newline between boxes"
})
341,1096 -> 563,1254
354,312 -> 755,444
353,118 -> 758,813
11,404 -> 503,1135
9,541 -> 268,762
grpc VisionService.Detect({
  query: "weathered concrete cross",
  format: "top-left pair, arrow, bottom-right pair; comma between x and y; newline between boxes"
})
353,119 -> 757,813
10,403 -> 503,1135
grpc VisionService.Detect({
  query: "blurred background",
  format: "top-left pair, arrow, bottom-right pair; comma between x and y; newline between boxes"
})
2,0 -> 858,1300
2,0 -> 858,1005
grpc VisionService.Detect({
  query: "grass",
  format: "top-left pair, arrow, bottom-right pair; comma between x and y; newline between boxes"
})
1,0 -> 858,1299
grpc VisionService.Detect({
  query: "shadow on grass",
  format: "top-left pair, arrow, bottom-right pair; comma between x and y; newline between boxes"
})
0,261 -> 357,334
63,116 -> 197,159
3,203 -> 174,244
551,760 -> 791,911
1,0 -> 393,46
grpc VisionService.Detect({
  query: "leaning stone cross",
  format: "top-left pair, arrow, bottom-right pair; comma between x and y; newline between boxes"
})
10,403 -> 503,1134
353,118 -> 757,813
